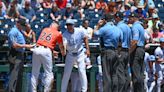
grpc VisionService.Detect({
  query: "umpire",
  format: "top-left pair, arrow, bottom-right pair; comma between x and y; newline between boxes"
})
8,18 -> 33,92
129,12 -> 145,92
94,14 -> 123,92
115,11 -> 132,92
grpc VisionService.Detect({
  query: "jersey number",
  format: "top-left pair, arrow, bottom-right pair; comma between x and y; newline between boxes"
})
40,32 -> 52,42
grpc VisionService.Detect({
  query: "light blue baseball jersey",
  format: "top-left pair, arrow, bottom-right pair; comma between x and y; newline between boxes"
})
117,21 -> 132,48
94,22 -> 123,49
8,26 -> 26,52
63,27 -> 87,53
131,21 -> 145,47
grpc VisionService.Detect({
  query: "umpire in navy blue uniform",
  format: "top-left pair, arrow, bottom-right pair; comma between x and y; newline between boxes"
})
129,12 -> 145,92
115,11 -> 132,92
94,14 -> 123,92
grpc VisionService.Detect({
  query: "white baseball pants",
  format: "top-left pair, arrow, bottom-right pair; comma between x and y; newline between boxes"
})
31,46 -> 54,92
61,52 -> 88,92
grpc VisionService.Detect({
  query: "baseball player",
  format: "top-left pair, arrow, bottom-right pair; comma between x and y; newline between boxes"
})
31,21 -> 65,92
144,52 -> 150,92
61,18 -> 90,92
148,55 -> 163,92
153,37 -> 164,92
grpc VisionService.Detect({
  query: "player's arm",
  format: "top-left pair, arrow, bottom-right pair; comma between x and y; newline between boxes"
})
83,34 -> 90,57
32,31 -> 36,43
57,34 -> 66,56
129,27 -> 139,54
93,19 -> 105,33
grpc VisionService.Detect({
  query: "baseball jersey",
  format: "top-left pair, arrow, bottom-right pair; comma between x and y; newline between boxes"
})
37,27 -> 63,50
62,28 -> 87,53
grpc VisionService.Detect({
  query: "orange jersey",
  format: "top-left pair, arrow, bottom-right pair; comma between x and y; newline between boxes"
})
37,27 -> 63,50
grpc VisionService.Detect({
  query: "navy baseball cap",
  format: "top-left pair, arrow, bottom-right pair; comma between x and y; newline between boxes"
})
16,18 -> 27,26
115,11 -> 124,19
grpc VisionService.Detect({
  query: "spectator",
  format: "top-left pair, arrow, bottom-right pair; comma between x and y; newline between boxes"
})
105,2 -> 117,15
11,0 -> 22,11
50,3 -> 62,21
152,27 -> 163,43
81,19 -> 93,39
19,0 -> 36,23
0,0 -> 6,11
42,0 -> 52,9
124,3 -> 131,20
134,4 -> 147,19
152,13 -> 161,30
55,0 -> 67,9
72,0 -> 81,9
115,0 -> 124,12
96,0 -> 107,10
62,3 -> 74,20
6,2 -> 20,19
85,0 -> 95,10
22,24 -> 36,44
0,1 -> 6,17
142,20 -> 151,42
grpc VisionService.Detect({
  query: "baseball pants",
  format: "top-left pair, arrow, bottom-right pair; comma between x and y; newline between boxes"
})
8,49 -> 24,92
61,52 -> 88,92
31,46 -> 54,92
71,72 -> 82,92
117,49 -> 130,92
130,47 -> 145,92
101,49 -> 119,92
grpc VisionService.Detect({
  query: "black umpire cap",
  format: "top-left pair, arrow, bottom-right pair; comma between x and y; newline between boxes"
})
16,18 -> 27,26
104,13 -> 114,22
115,11 -> 124,19
129,12 -> 138,18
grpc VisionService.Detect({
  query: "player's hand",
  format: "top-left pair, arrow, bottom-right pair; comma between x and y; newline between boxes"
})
85,49 -> 90,57
24,44 -> 35,48
97,19 -> 105,27
53,50 -> 59,58
61,50 -> 66,56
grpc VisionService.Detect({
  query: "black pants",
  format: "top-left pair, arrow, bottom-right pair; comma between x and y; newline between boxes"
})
8,49 -> 24,92
102,49 -> 119,92
130,47 -> 145,92
117,50 -> 131,92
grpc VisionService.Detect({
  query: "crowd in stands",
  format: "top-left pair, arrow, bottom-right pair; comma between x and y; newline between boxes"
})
0,0 -> 164,92
0,0 -> 163,39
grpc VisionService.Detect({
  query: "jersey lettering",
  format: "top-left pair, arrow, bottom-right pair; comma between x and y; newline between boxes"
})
40,32 -> 52,42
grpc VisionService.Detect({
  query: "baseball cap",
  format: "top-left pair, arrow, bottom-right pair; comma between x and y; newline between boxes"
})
129,12 -> 138,17
66,19 -> 75,25
148,55 -> 156,61
16,18 -> 27,26
66,3 -> 72,8
115,11 -> 124,19
116,0 -> 123,3
137,3 -> 144,9
159,37 -> 164,43
154,47 -> 163,59
104,13 -> 114,22
125,3 -> 131,8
